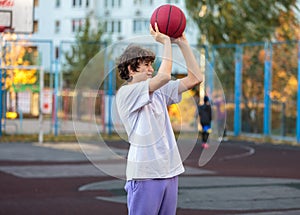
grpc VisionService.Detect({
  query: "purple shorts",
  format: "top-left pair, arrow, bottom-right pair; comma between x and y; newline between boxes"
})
124,176 -> 178,215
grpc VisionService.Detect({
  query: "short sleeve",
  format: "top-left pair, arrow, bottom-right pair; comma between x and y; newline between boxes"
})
116,79 -> 151,114
159,80 -> 182,105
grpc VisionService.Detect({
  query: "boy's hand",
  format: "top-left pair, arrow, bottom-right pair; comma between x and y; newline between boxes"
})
150,23 -> 170,44
171,33 -> 188,47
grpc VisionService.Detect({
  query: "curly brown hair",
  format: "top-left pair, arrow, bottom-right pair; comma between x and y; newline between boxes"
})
117,44 -> 155,80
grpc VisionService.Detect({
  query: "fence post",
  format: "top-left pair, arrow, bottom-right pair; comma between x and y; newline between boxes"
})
39,68 -> 44,143
263,42 -> 272,136
0,58 -> 2,137
0,35 -> 3,136
207,47 -> 215,95
106,60 -> 115,135
234,45 -> 242,136
53,58 -> 59,136
297,41 -> 300,143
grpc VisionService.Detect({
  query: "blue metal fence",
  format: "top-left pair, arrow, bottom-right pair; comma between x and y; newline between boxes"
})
1,38 -> 300,144
207,40 -> 300,143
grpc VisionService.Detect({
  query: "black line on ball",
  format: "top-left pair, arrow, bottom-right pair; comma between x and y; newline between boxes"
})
172,10 -> 183,38
166,5 -> 172,36
155,6 -> 161,29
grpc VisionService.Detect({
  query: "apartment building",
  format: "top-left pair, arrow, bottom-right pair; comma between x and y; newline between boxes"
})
31,0 -> 198,46
16,0 -> 198,74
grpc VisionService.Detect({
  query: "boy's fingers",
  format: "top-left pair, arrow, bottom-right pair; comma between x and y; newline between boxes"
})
150,24 -> 156,35
155,22 -> 159,32
149,24 -> 153,33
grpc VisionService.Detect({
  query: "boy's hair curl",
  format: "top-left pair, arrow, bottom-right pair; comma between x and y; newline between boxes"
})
117,45 -> 155,80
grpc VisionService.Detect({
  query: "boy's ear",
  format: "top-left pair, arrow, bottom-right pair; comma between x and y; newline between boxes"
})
128,65 -> 135,76
127,65 -> 132,72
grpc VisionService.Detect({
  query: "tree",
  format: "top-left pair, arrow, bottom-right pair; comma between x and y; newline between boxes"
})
2,44 -> 38,113
185,0 -> 300,134
185,0 -> 299,45
63,16 -> 104,88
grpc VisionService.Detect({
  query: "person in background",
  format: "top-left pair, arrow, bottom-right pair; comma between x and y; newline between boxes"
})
198,95 -> 212,148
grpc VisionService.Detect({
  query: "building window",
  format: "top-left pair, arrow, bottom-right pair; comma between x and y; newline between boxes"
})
72,19 -> 84,32
55,20 -> 60,33
104,20 -> 121,33
105,0 -> 121,8
86,0 -> 89,7
33,20 -> 38,33
55,46 -> 60,59
73,0 -> 82,7
133,19 -> 149,33
134,0 -> 152,5
167,0 -> 179,3
55,0 -> 60,7
117,21 -> 121,33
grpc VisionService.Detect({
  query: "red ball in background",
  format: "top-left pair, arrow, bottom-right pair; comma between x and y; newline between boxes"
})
150,4 -> 186,38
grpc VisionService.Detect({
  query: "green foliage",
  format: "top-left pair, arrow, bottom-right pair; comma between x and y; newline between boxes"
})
185,0 -> 299,45
0,133 -> 123,143
63,17 -> 104,88
185,0 -> 300,135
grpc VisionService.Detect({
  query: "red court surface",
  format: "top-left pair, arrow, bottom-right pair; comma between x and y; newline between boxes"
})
0,139 -> 299,215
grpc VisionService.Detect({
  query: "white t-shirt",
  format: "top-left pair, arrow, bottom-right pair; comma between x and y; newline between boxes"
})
115,79 -> 185,180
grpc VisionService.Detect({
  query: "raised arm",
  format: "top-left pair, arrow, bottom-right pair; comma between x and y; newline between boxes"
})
149,23 -> 172,93
173,34 -> 203,93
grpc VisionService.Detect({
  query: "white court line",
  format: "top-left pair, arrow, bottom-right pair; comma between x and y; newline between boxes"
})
220,145 -> 255,161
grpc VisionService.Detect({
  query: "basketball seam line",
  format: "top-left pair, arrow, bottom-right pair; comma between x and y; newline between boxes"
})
166,5 -> 172,36
172,10 -> 183,38
155,6 -> 161,29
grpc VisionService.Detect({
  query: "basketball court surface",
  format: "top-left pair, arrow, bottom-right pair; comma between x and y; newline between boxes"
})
0,139 -> 299,215
0,1 -> 300,214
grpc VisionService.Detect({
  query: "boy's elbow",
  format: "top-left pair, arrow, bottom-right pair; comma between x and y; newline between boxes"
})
186,78 -> 202,90
193,72 -> 203,86
194,77 -> 202,85
191,79 -> 201,88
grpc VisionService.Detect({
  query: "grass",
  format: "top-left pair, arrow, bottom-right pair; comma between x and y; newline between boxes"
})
1,131 -> 299,147
228,135 -> 300,147
0,133 -> 123,143
0,131 -> 197,143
